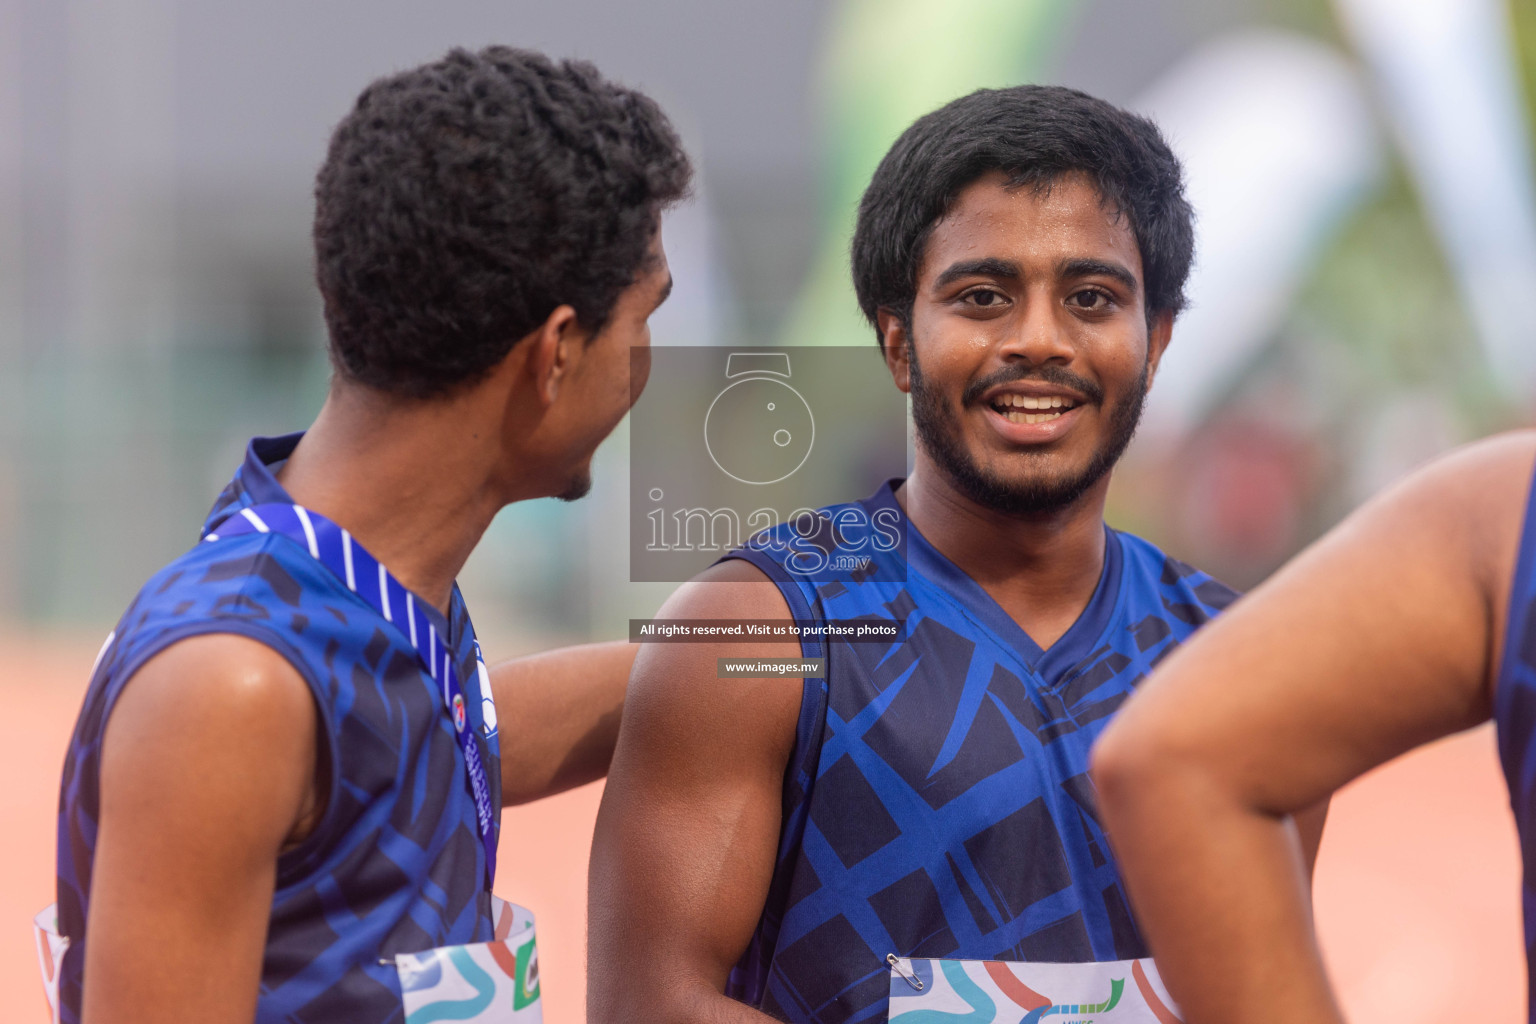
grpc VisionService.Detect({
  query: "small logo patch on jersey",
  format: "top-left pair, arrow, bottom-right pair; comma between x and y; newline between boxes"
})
452,693 -> 467,733
478,655 -> 499,738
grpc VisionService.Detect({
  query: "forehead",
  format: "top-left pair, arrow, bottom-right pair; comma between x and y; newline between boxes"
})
917,170 -> 1144,287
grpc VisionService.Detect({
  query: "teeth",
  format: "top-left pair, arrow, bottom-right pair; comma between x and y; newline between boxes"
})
1004,410 -> 1064,424
999,394 -> 1073,410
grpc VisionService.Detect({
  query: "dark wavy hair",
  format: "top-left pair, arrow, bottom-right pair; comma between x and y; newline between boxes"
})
314,46 -> 692,398
851,85 -> 1193,343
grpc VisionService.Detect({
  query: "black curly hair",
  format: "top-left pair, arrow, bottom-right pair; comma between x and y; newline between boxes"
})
313,46 -> 692,398
852,85 -> 1193,344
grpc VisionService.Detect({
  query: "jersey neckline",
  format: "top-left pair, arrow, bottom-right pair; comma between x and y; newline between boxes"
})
204,431 -> 461,647
861,479 -> 1124,685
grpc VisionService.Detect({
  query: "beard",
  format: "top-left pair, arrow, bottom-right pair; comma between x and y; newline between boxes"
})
555,467 -> 593,502
908,344 -> 1148,516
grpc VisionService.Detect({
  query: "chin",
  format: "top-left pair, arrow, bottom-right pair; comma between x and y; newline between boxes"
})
944,452 -> 1112,517
554,469 -> 593,503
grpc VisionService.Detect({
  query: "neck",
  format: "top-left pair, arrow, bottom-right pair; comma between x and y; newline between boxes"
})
274,385 -> 509,615
900,452 -> 1110,649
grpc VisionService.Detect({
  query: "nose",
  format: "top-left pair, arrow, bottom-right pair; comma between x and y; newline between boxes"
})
1000,287 -> 1074,366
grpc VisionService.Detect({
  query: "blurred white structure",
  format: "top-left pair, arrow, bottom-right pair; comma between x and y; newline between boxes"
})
1135,31 -> 1383,442
1335,0 -> 1536,406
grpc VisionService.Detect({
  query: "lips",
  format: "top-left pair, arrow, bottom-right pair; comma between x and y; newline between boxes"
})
979,388 -> 1089,443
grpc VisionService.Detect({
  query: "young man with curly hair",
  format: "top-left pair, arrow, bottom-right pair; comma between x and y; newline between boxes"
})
588,85 -> 1326,1024
50,46 -> 689,1024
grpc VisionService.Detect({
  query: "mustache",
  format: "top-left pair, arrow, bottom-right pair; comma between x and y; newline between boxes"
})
960,364 -> 1104,407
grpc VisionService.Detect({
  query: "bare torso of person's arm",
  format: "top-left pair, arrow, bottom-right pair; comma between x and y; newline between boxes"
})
588,558 -> 803,1024
84,635 -> 322,1024
1092,431 -> 1536,1024
489,641 -> 636,804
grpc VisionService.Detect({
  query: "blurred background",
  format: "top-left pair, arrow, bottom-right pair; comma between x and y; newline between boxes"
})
3,0 -> 1534,1020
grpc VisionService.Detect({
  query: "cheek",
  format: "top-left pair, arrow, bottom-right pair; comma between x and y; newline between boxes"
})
912,317 -> 993,385
1086,326 -> 1149,389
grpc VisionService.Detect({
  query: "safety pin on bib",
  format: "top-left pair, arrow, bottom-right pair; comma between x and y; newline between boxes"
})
887,953 -> 924,992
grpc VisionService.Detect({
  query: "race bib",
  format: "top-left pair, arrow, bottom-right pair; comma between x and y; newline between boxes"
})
34,897 -> 542,1024
394,897 -> 542,1024
887,954 -> 1183,1024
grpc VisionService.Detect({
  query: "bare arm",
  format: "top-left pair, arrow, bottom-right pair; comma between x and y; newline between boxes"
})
84,635 -> 320,1024
490,641 -> 635,805
1091,432 -> 1534,1024
588,559 -> 803,1024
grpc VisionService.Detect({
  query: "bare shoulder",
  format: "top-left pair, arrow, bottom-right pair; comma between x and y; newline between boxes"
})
1343,430 -> 1536,594
1390,429 -> 1536,505
1418,431 -> 1536,684
622,557 -> 804,772
101,633 -> 319,848
652,555 -> 797,617
109,633 -> 317,746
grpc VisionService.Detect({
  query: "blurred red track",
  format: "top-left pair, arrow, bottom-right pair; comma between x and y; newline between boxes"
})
0,634 -> 1524,1022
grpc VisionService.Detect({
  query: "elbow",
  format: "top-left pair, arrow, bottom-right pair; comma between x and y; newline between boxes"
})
1092,713 -> 1240,845
1090,715 -> 1177,826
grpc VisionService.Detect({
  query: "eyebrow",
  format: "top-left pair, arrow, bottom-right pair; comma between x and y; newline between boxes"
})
932,257 -> 1022,290
1059,258 -> 1138,294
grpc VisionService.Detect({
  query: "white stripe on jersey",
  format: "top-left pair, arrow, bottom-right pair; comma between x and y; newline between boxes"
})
341,529 -> 357,590
90,631 -> 116,676
293,506 -> 320,559
239,507 -> 270,533
378,563 -> 392,622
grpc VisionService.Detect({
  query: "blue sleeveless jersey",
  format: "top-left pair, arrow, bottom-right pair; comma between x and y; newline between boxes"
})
55,434 -> 502,1023
721,481 -> 1237,1024
1495,463 -> 1536,1023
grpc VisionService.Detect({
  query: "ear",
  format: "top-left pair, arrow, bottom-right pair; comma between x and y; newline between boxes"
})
1143,309 -> 1174,392
525,304 -> 583,407
877,309 -> 914,395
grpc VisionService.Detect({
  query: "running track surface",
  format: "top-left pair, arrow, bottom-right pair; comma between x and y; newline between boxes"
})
0,633 -> 1525,1022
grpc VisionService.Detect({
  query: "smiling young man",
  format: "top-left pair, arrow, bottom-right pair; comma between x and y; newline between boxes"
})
49,47 -> 689,1024
589,86 -> 1326,1024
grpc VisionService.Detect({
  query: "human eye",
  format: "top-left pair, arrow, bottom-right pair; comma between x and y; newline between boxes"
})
1066,288 -> 1112,312
960,287 -> 1010,310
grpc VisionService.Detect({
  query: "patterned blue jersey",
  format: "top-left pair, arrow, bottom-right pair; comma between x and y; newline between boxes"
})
1495,462 -> 1536,1023
722,481 -> 1237,1024
55,434 -> 502,1023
